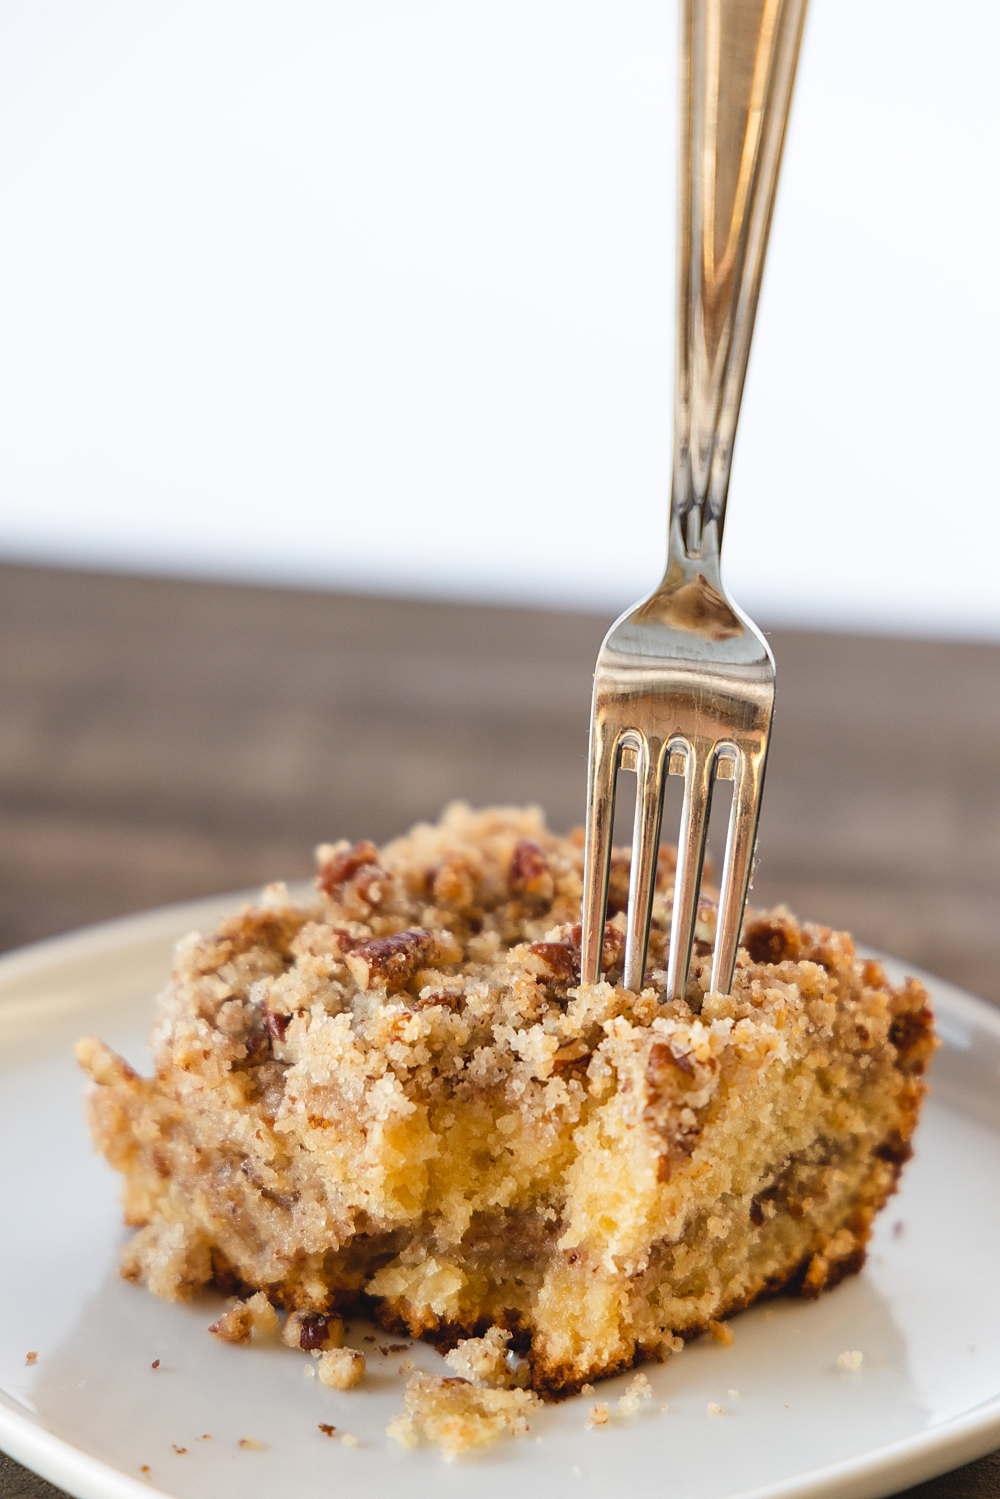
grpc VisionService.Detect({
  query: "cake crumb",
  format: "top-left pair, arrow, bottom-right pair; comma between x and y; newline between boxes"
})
585,1402 -> 610,1429
24,1352 -> 37,1365
238,1438 -> 264,1450
318,1423 -> 336,1437
836,1350 -> 863,1371
341,1433 -> 359,1448
387,1371 -> 540,1459
445,1326 -> 511,1387
580,1383 -> 595,1396
709,1319 -> 734,1346
172,1446 -> 187,1455
150,1359 -> 160,1369
707,1402 -> 724,1415
660,1404 -> 668,1413
318,1346 -> 366,1389
399,1357 -> 414,1374
210,1292 -> 278,1346
616,1372 -> 653,1417
303,1363 -> 316,1379
728,1389 -> 740,1398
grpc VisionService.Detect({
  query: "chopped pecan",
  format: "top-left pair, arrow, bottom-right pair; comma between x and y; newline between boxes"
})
648,1039 -> 695,1079
413,989 -> 463,1012
318,840 -> 379,897
508,839 -> 554,906
531,920 -> 624,984
529,941 -> 577,982
345,928 -> 437,991
282,1310 -> 343,1353
261,1000 -> 290,1045
241,1030 -> 271,1067
741,912 -> 803,966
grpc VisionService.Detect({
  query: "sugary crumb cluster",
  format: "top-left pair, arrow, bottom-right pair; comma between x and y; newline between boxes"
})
78,802 -> 934,1420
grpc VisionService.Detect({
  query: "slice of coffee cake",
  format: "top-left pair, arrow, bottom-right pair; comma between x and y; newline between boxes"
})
78,804 -> 934,1395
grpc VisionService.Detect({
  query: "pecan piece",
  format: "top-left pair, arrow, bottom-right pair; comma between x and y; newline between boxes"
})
345,928 -> 437,991
508,838 -> 554,906
261,1000 -> 290,1045
741,912 -> 803,966
317,840 -> 379,897
282,1310 -> 344,1353
529,941 -> 577,982
648,1038 -> 695,1080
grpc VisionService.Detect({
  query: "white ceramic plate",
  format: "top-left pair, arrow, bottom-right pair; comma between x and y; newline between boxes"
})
2,894 -> 1000,1499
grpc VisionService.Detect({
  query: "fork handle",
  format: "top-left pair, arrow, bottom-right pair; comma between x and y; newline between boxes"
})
671,0 -> 807,564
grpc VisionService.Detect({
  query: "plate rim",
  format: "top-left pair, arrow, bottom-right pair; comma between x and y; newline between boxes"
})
2,894 -> 999,1499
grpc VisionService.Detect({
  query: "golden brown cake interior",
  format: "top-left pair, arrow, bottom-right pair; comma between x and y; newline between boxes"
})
77,803 -> 934,1396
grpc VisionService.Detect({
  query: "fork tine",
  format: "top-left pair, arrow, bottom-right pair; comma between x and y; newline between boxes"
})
665,744 -> 715,1003
581,717 -> 619,985
710,742 -> 769,996
623,739 -> 668,993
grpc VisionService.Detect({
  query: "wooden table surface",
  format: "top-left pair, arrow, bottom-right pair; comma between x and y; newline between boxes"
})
2,562 -> 998,1499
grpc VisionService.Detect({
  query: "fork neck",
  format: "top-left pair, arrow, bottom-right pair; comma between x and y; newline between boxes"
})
666,0 -> 807,584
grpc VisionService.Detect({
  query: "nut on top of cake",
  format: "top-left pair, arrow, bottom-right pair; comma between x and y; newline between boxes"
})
77,803 -> 934,1396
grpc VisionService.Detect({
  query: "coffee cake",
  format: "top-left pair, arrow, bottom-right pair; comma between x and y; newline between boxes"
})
77,803 -> 934,1396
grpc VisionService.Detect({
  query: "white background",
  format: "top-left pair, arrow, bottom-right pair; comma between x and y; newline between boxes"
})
0,0 -> 997,637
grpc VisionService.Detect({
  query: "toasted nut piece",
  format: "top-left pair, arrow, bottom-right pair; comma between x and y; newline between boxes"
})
317,840 -> 379,897
508,839 -> 554,906
345,929 -> 438,991
282,1311 -> 344,1353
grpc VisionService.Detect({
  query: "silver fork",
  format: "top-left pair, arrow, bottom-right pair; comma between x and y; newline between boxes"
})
581,0 -> 808,1001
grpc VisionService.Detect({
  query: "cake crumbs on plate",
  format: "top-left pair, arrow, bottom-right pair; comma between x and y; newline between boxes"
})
707,1402 -> 724,1415
318,1346 -> 366,1389
585,1402 -> 610,1429
341,1433 -> 359,1448
172,1445 -> 187,1455
399,1357 -> 415,1374
616,1372 -> 653,1416
387,1371 -> 541,1459
709,1319 -> 735,1346
318,1423 -> 336,1437
836,1350 -> 863,1370
209,1292 -> 278,1346
150,1359 -> 160,1369
24,1352 -> 37,1365
238,1437 -> 265,1450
